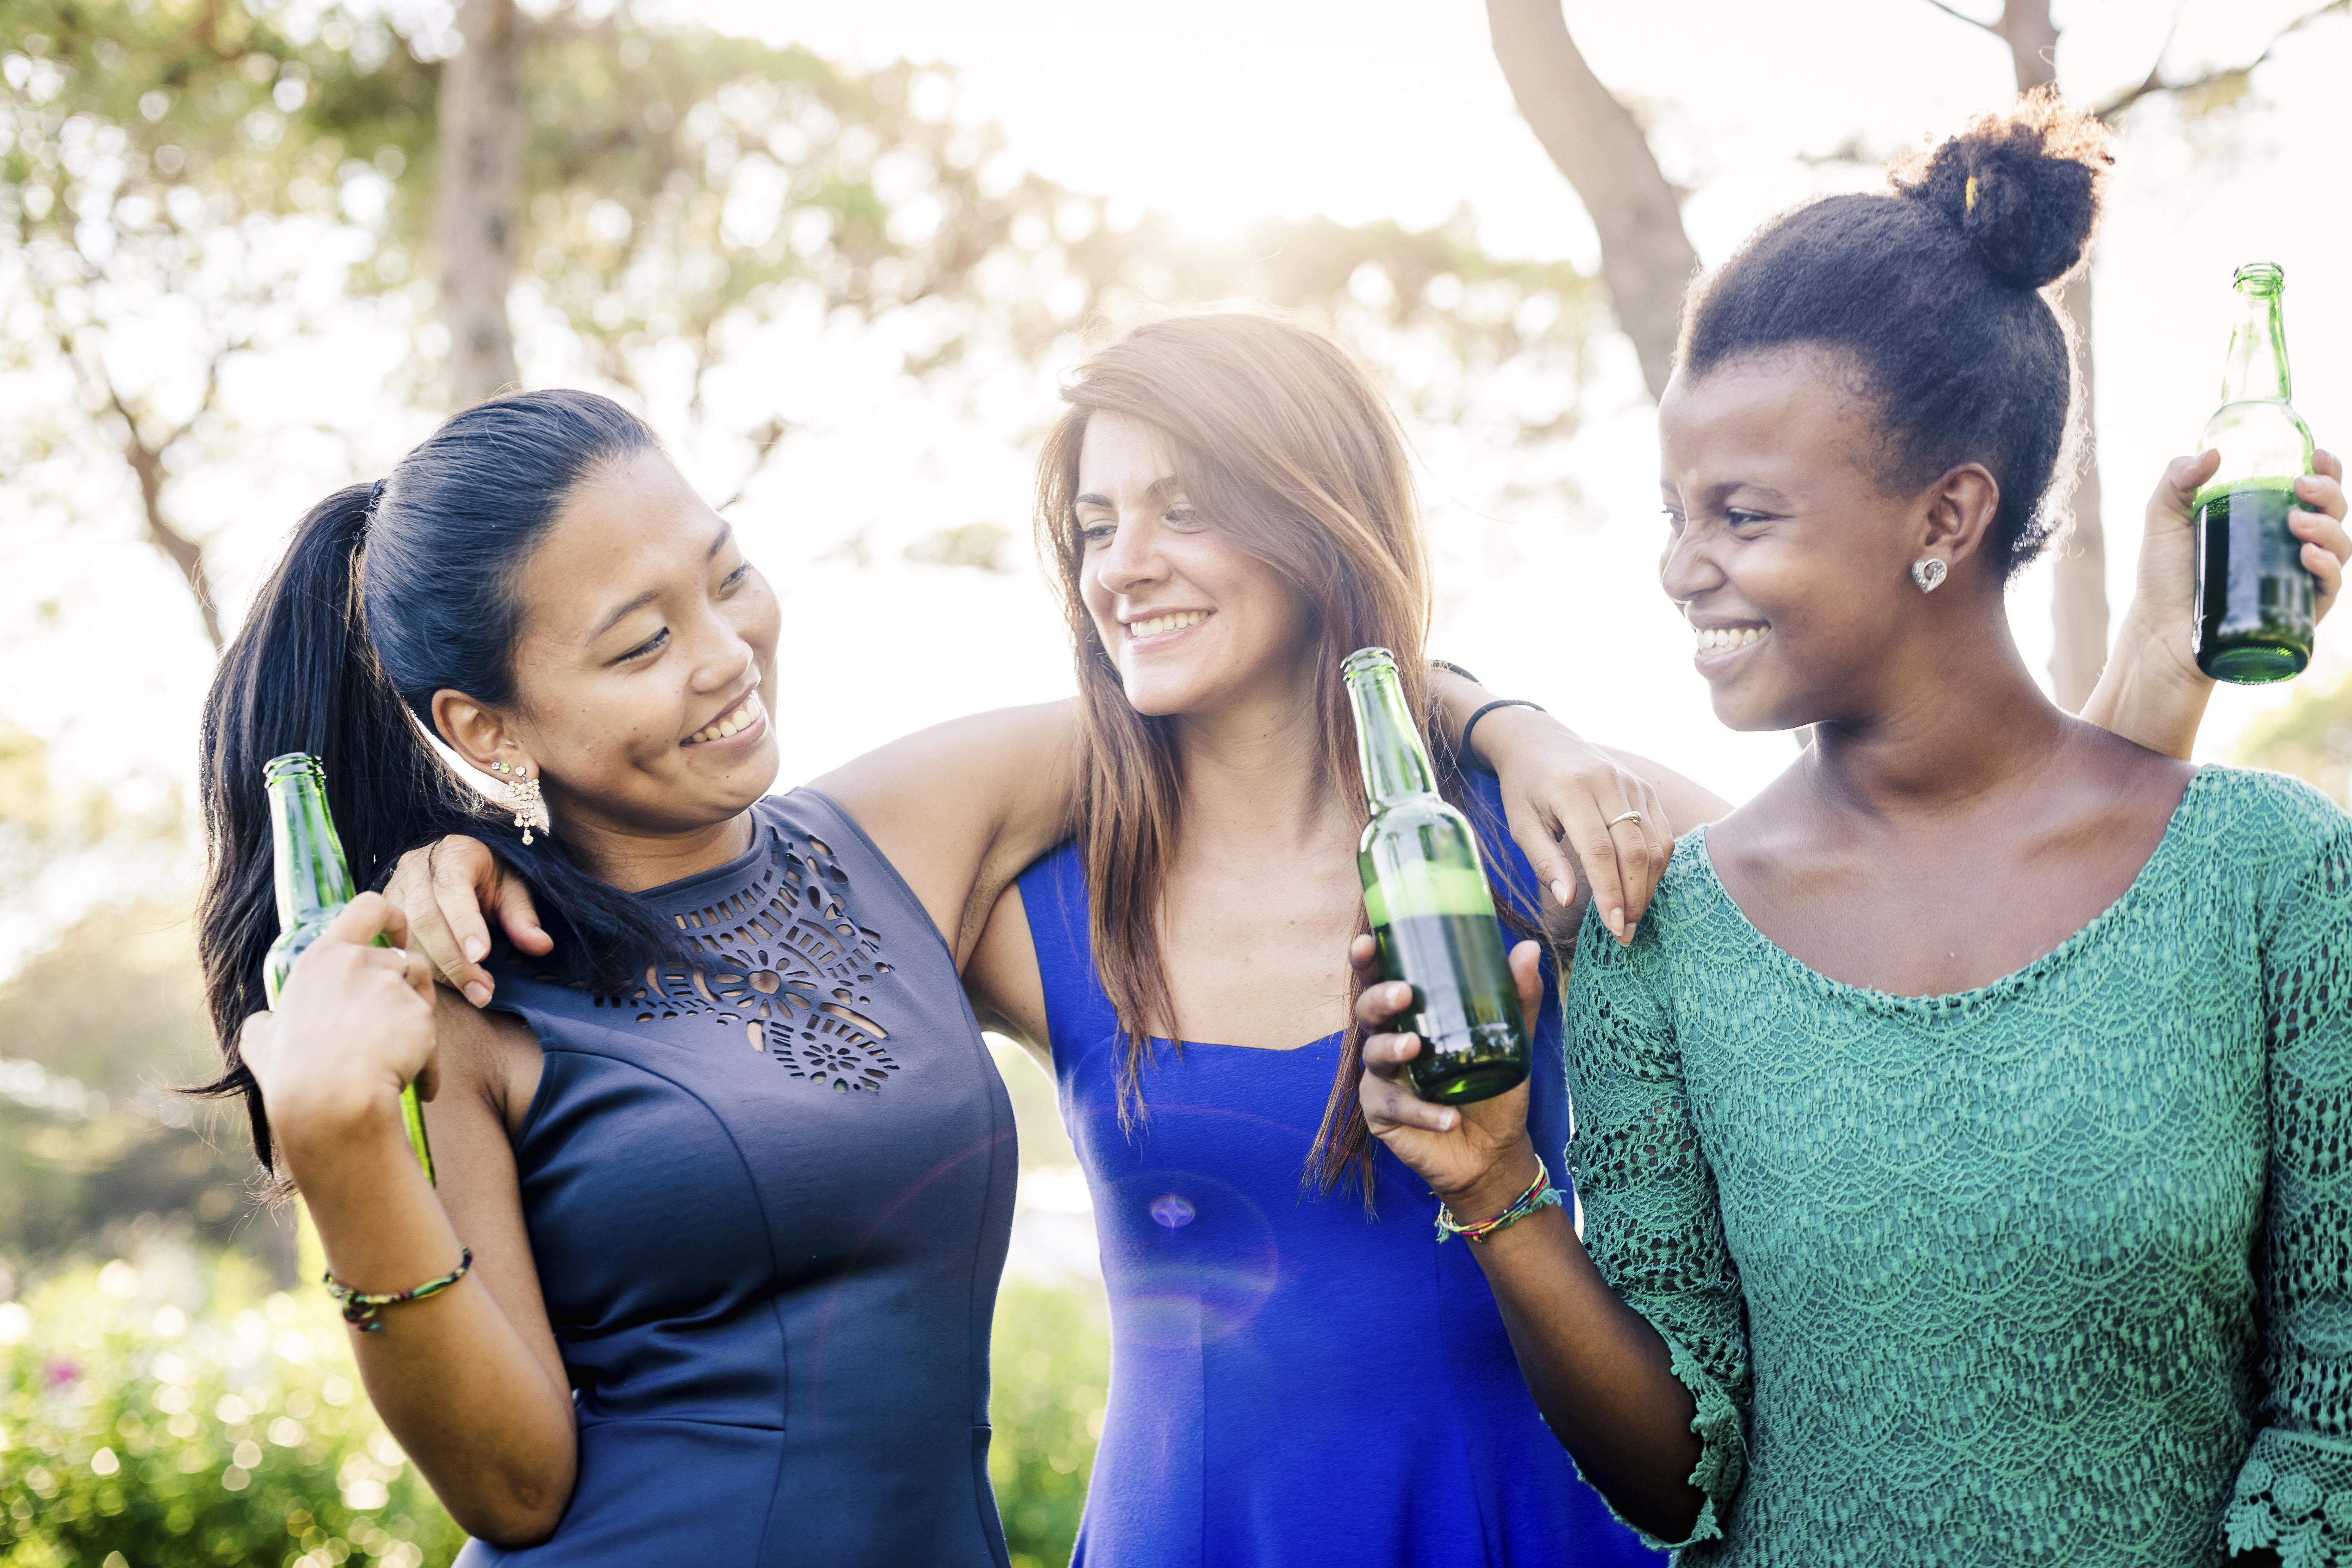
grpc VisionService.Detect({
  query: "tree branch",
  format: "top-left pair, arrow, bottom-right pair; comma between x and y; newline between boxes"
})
2095,0 -> 2348,121
1484,0 -> 1697,401
1917,0 -> 2003,37
713,417 -> 793,514
62,329 -> 230,653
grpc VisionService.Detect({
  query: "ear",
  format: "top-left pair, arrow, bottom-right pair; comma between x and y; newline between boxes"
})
432,688 -> 531,778
1918,463 -> 2002,580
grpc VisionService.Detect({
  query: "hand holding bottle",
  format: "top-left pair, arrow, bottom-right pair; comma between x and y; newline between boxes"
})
1351,931 -> 1549,1214
241,893 -> 440,1161
2120,447 -> 2348,694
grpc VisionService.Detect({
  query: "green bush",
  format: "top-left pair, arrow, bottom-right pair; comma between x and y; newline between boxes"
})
2,1250 -> 1110,1568
0,1250 -> 463,1567
989,1278 -> 1110,1568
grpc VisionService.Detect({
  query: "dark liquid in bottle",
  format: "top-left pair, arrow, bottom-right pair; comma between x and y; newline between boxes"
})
2195,481 -> 2314,684
1371,912 -> 1530,1105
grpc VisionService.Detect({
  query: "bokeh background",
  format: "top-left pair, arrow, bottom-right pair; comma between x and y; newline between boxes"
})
4,2 -> 2350,1564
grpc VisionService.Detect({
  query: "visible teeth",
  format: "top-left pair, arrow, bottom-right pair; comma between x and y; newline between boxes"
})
688,692 -> 764,745
1126,610 -> 1209,639
1694,624 -> 1768,654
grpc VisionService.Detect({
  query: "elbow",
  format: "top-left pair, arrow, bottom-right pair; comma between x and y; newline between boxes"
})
451,1470 -> 574,1547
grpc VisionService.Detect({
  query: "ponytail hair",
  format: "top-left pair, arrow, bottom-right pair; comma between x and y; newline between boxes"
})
196,389 -> 677,1173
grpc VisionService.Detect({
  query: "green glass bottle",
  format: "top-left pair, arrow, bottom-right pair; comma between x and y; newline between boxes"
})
2193,261 -> 2316,684
1342,648 -> 1530,1106
262,753 -> 436,1183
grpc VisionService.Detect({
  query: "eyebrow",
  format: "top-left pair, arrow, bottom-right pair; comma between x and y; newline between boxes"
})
1074,476 -> 1184,510
1705,481 -> 1792,508
585,523 -> 735,644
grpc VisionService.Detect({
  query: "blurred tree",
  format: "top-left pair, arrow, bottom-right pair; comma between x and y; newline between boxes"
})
0,0 -> 434,651
1483,0 -> 2344,712
0,899 -> 295,1282
2237,669 -> 2352,806
2,0 -> 1601,654
437,0 -> 524,405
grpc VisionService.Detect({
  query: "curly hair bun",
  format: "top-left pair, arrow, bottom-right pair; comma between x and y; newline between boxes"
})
1896,87 -> 2111,290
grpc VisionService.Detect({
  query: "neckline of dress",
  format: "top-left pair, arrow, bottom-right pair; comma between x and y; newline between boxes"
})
1686,764 -> 2214,1011
625,805 -> 776,908
1147,1029 -> 1343,1055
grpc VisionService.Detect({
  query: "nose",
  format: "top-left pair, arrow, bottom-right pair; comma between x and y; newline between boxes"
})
1658,517 -> 1723,611
688,607 -> 758,696
1093,513 -> 1167,599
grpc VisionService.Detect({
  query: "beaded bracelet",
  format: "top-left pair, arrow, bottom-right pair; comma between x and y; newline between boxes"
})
1457,698 -> 1548,779
324,1247 -> 473,1334
1434,1167 -> 1562,1245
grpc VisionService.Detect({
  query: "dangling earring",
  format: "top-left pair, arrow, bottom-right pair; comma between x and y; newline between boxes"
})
1911,558 -> 1948,594
490,760 -> 550,844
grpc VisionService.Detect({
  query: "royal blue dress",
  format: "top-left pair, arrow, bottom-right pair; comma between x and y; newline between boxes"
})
1018,772 -> 1665,1568
459,790 -> 1017,1567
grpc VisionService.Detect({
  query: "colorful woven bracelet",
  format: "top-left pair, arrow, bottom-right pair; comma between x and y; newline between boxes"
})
324,1247 -> 473,1334
1435,1168 -> 1561,1245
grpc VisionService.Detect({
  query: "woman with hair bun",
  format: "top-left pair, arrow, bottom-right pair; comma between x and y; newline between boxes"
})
1357,94 -> 2352,1566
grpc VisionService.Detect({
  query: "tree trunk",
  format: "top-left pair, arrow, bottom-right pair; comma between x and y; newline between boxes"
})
434,0 -> 525,408
2047,271 -> 2107,710
1484,0 -> 1698,401
1992,0 -> 2108,709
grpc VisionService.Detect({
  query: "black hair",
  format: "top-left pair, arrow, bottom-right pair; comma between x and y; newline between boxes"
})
1679,89 -> 2111,578
196,389 -> 678,1172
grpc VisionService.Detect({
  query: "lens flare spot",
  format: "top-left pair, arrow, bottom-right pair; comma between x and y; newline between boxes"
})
1149,1194 -> 1196,1229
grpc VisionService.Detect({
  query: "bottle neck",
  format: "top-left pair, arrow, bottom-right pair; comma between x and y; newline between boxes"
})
267,766 -> 356,930
1343,660 -> 1437,805
2222,283 -> 2292,405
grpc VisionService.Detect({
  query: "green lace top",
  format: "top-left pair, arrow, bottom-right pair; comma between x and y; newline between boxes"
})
1561,766 -> 2352,1567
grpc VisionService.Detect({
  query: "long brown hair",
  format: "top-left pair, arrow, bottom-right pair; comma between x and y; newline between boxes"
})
1033,309 -> 1476,1198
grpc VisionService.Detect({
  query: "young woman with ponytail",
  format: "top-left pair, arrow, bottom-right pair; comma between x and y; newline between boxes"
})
207,376 -> 1675,1561
1356,96 -> 2352,1566
379,291 -> 2334,1562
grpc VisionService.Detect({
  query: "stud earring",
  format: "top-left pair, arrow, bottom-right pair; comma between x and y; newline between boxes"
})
1911,558 -> 1948,594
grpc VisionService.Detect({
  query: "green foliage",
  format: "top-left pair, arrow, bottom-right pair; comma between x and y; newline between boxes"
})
2236,667 -> 2352,805
989,1278 -> 1109,1568
0,1250 -> 463,1567
0,1250 -> 1109,1566
0,898 -> 281,1275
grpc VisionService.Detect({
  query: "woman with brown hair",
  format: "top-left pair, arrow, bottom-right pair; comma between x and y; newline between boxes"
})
384,307 -> 2262,1563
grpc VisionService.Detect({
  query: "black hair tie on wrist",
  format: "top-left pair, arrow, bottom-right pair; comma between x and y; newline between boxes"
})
1458,698 -> 1546,778
1429,659 -> 1482,685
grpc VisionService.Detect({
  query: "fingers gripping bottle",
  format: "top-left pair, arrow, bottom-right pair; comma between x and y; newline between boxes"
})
262,753 -> 436,1183
2193,261 -> 2317,683
1341,648 -> 1530,1106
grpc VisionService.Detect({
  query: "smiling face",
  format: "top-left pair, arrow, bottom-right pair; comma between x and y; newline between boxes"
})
1656,350 -> 1961,733
436,448 -> 781,846
1074,411 -> 1318,721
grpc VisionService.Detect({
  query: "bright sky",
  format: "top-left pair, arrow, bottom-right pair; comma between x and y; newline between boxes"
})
11,0 -> 2352,858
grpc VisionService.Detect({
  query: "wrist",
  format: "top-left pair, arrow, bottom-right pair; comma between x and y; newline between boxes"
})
1435,1141 -> 1546,1217
273,1088 -> 409,1173
1469,702 -> 1568,772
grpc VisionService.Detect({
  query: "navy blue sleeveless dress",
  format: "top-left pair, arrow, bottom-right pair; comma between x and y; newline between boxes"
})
1018,771 -> 1664,1568
459,789 -> 1017,1567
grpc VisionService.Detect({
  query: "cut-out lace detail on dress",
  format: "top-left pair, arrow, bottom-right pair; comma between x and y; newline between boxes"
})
590,825 -> 903,1093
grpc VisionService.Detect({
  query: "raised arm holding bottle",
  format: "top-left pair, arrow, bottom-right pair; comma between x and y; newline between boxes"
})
1357,98 -> 2352,1568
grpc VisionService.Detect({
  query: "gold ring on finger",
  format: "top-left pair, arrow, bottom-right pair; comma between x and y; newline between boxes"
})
1605,810 -> 1645,829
